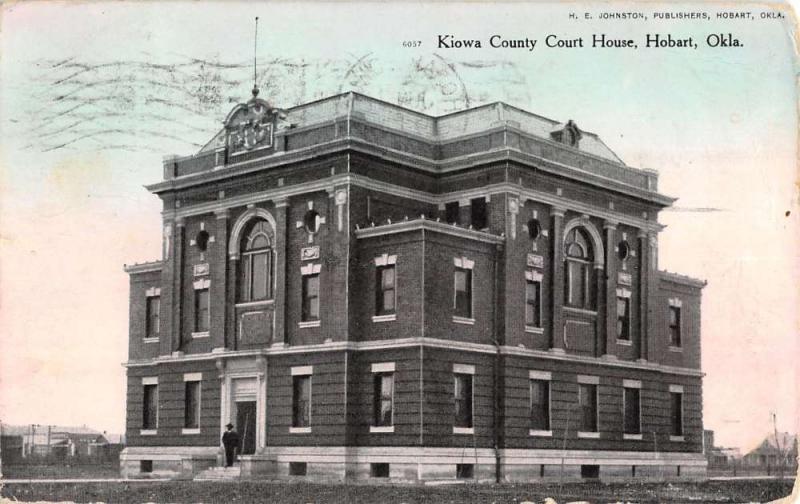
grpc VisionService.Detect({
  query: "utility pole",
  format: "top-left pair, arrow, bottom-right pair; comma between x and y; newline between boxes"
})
0,418 -> 4,478
772,412 -> 786,479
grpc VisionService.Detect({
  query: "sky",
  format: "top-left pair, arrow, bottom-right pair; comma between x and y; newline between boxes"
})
0,1 -> 797,452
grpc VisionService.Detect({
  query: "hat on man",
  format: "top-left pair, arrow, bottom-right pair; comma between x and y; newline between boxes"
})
226,423 -> 234,429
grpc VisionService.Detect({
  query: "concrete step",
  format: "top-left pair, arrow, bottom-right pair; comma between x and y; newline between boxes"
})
195,466 -> 242,481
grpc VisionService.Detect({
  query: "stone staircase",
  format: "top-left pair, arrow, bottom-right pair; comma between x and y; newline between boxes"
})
195,465 -> 242,481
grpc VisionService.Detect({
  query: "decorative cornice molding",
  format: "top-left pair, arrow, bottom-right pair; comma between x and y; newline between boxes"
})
164,174 -> 663,234
124,261 -> 164,274
123,336 -> 703,377
147,137 -> 673,207
659,270 -> 707,289
355,218 -> 505,245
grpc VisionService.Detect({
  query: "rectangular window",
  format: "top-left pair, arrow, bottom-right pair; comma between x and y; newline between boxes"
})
142,383 -> 158,430
301,274 -> 320,322
194,288 -> 210,332
184,381 -> 200,429
454,373 -> 473,429
445,201 -> 460,224
470,197 -> 487,229
578,383 -> 598,433
146,296 -> 160,339
669,306 -> 682,347
456,464 -> 474,479
623,387 -> 641,435
617,297 -> 630,340
454,268 -> 472,319
370,463 -> 390,478
670,391 -> 683,436
525,279 -> 542,328
289,462 -> 307,476
530,379 -> 550,431
292,375 -> 311,428
373,373 -> 394,427
375,265 -> 396,316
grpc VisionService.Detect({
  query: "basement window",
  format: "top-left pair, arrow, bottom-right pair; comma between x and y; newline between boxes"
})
140,460 -> 153,473
456,463 -> 474,479
370,463 -> 390,478
289,462 -> 307,476
580,464 -> 599,479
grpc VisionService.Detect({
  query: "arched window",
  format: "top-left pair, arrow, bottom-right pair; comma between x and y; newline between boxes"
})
239,220 -> 274,302
564,227 -> 595,309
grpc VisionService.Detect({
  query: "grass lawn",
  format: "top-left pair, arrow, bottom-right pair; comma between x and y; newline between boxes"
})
0,479 -> 794,503
2,463 -> 121,480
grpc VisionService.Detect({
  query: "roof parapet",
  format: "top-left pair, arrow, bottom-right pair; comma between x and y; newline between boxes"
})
124,260 -> 164,274
355,215 -> 505,244
659,270 -> 707,289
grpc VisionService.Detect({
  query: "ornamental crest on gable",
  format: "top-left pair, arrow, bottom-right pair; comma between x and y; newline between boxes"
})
224,97 -> 285,154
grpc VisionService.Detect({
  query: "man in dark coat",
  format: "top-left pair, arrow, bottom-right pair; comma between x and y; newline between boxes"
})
221,423 -> 240,467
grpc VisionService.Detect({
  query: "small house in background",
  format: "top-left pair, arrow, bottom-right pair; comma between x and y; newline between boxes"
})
1,434 -> 23,461
703,429 -> 740,467
0,424 -> 124,463
742,432 -> 798,469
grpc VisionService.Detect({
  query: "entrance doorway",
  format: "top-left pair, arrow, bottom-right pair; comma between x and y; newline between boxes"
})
235,401 -> 257,455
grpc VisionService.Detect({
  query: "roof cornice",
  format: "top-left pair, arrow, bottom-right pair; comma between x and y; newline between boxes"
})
147,138 -> 673,207
162,174 -> 664,232
124,261 -> 164,274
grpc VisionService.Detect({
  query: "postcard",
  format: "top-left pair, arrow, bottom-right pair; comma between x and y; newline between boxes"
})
0,2 -> 796,502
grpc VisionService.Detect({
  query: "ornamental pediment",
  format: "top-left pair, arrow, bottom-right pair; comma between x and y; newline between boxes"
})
223,96 -> 286,154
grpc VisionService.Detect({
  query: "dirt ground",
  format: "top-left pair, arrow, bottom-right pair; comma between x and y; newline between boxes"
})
0,479 -> 795,504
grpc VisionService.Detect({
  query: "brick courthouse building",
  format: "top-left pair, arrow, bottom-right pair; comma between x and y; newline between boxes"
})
121,90 -> 707,481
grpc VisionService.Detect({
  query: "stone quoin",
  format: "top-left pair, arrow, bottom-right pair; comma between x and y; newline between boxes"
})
120,90 -> 707,482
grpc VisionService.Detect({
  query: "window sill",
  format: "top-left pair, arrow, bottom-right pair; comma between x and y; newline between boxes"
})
191,331 -> 210,339
563,307 -> 598,317
525,326 -> 544,334
235,300 -> 274,309
372,314 -> 397,323
143,337 -> 159,344
624,433 -> 643,440
577,431 -> 600,439
452,316 -> 475,325
670,435 -> 685,442
290,427 -> 312,434
453,427 -> 474,435
140,429 -> 157,436
298,320 -> 321,329
529,429 -> 552,437
370,425 -> 395,433
668,346 -> 683,352
182,428 -> 201,435
616,338 -> 632,346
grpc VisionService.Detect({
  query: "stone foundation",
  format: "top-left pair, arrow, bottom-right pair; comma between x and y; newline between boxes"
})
120,446 -> 220,479
121,446 -> 707,483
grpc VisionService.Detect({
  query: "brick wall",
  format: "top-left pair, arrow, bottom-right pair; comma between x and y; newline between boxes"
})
126,360 -> 220,448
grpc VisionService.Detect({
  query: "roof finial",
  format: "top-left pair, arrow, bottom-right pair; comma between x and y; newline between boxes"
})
252,16 -> 260,98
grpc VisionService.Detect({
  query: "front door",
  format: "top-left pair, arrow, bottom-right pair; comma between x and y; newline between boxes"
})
235,401 -> 257,455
